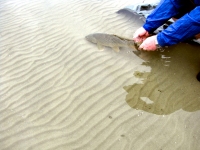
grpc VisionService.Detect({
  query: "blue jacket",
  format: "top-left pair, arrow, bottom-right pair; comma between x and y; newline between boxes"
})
143,0 -> 200,46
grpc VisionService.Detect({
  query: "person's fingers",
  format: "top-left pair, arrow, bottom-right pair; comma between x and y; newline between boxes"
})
133,27 -> 147,38
141,36 -> 147,41
133,35 -> 147,43
133,28 -> 141,38
139,42 -> 145,50
133,28 -> 149,45
138,36 -> 157,51
133,32 -> 138,39
139,42 -> 151,51
144,32 -> 149,37
134,37 -> 143,43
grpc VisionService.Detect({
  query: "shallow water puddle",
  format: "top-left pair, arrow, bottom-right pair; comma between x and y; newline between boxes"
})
124,43 -> 200,115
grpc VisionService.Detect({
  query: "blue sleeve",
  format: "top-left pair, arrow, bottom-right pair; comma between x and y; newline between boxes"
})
143,0 -> 180,33
157,6 -> 200,46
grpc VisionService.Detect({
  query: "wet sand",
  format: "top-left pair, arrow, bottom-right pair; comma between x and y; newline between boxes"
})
0,0 -> 200,150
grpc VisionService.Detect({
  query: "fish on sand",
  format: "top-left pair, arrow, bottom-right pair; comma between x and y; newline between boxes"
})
85,33 -> 137,52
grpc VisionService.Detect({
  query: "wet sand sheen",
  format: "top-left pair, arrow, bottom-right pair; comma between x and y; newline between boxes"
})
0,0 -> 200,150
124,44 -> 200,115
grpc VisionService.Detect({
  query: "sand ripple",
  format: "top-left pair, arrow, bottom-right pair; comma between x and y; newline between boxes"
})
0,0 -> 200,150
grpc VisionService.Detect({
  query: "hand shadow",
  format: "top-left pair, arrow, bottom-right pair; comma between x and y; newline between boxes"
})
124,43 -> 200,115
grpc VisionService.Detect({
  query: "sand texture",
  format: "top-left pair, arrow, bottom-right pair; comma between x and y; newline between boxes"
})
0,0 -> 200,150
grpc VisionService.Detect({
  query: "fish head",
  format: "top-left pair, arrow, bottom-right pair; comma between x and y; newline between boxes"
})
85,34 -> 97,43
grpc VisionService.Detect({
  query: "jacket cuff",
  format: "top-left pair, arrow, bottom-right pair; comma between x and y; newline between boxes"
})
157,33 -> 166,47
143,24 -> 155,33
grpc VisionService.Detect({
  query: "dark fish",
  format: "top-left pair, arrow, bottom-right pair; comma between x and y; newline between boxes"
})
85,33 -> 137,52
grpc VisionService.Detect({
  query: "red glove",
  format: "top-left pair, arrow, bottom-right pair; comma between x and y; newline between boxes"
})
139,35 -> 158,51
133,27 -> 149,43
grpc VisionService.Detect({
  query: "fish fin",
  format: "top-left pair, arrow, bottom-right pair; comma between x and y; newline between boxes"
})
97,43 -> 104,50
112,46 -> 120,52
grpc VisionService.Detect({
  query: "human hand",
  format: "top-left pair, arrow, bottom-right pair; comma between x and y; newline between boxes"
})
139,35 -> 158,51
133,27 -> 149,43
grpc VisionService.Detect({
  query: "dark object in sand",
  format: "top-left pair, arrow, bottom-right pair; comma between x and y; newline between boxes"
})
196,72 -> 200,82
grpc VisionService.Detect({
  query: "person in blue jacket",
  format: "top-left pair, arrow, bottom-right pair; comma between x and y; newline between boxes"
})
133,0 -> 200,51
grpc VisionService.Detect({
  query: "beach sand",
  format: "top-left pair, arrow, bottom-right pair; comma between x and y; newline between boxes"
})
0,0 -> 200,149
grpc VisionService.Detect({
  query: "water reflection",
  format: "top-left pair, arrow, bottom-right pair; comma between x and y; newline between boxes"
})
124,43 -> 200,115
